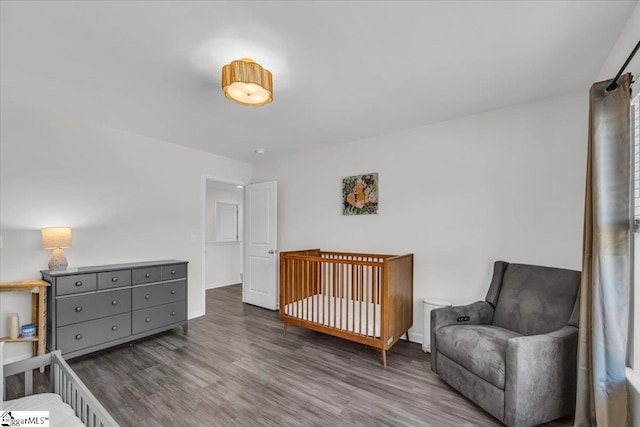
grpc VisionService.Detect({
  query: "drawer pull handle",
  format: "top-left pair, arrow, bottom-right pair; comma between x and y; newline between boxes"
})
171,311 -> 176,316
111,300 -> 118,306
145,273 -> 151,278
171,270 -> 176,275
111,325 -> 118,331
111,277 -> 118,282
75,306 -> 83,313
170,290 -> 176,295
75,334 -> 82,340
75,281 -> 83,287
145,294 -> 151,300
145,317 -> 151,323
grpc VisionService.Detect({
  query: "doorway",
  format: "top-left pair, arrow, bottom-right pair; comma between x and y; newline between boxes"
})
203,180 -> 244,291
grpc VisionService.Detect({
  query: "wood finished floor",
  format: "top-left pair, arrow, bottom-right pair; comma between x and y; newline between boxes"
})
6,284 -> 573,426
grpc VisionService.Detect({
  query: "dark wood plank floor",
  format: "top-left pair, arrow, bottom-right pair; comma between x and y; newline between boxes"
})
6,284 -> 573,426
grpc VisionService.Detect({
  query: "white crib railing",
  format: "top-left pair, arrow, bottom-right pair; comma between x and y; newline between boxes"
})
1,342 -> 119,427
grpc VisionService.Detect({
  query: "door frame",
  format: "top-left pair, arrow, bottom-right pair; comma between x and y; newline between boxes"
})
200,175 -> 247,315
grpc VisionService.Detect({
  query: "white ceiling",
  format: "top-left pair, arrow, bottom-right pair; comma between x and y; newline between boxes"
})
1,1 -> 637,163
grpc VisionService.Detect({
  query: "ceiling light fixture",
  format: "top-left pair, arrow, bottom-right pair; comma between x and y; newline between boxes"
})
222,58 -> 273,106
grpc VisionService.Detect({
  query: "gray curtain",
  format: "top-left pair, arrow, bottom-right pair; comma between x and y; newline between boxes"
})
575,73 -> 632,426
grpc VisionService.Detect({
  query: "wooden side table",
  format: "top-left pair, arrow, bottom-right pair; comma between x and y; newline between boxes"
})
0,279 -> 50,372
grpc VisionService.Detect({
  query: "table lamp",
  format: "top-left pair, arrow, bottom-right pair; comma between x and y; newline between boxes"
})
42,227 -> 72,271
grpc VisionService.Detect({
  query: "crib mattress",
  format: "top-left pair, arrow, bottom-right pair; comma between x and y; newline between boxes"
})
284,294 -> 381,337
3,393 -> 84,427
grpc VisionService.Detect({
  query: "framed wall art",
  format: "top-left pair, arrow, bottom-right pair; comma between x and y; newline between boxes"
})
342,173 -> 378,215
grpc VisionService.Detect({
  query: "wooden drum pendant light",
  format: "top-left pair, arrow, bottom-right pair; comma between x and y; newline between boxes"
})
222,58 -> 273,106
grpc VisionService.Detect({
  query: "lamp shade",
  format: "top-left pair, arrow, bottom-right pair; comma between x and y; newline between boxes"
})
222,58 -> 273,106
42,227 -> 72,249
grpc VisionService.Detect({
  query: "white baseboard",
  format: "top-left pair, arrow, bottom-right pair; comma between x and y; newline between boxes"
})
401,330 -> 423,345
205,280 -> 240,290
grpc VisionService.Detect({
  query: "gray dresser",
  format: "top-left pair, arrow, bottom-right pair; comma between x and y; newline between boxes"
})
41,260 -> 188,359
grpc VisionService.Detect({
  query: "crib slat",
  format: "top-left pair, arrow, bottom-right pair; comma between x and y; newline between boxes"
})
310,259 -> 315,322
284,257 -> 288,316
333,264 -> 340,328
365,264 -> 370,337
305,259 -> 310,322
319,259 -> 324,324
295,259 -> 299,316
298,258 -> 301,318
284,257 -> 289,316
359,263 -> 363,335
347,264 -> 356,332
356,263 -> 360,335
319,260 -> 323,324
309,259 -> 313,322
374,266 -> 378,337
343,261 -> 347,330
336,261 -> 341,329
292,259 -> 297,316
62,374 -> 66,402
287,258 -> 291,317
356,259 -> 359,333
341,261 -> 345,330
361,262 -> 364,334
292,257 -> 295,316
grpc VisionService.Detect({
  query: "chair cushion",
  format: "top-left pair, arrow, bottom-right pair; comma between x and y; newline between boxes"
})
491,263 -> 581,336
435,325 -> 522,389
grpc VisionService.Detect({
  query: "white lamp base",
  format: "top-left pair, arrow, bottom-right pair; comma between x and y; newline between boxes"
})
48,247 -> 68,271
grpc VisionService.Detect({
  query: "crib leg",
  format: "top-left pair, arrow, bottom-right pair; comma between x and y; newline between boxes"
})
381,349 -> 387,367
283,323 -> 288,336
405,331 -> 410,342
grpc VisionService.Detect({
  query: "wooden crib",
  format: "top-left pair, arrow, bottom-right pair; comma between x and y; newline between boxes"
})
279,249 -> 414,366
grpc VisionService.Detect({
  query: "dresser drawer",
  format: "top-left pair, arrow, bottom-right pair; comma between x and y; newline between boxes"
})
132,267 -> 161,284
57,312 -> 131,354
56,274 -> 97,296
132,280 -> 186,310
132,302 -> 185,334
98,270 -> 131,290
161,264 -> 186,281
56,288 -> 131,327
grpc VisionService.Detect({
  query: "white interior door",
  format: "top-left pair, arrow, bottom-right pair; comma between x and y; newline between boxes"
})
243,181 -> 278,310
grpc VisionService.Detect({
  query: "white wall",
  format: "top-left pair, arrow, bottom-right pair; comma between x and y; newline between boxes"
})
253,90 -> 588,343
205,183 -> 242,288
596,1 -> 640,83
0,102 -> 251,361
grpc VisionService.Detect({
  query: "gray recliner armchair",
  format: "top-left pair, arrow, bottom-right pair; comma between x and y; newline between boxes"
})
431,261 -> 581,427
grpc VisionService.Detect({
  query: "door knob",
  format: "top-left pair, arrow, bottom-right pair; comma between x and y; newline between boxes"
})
268,250 -> 277,254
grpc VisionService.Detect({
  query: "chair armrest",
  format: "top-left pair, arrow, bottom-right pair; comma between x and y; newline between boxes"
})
431,301 -> 494,332
505,326 -> 578,426
430,301 -> 494,372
